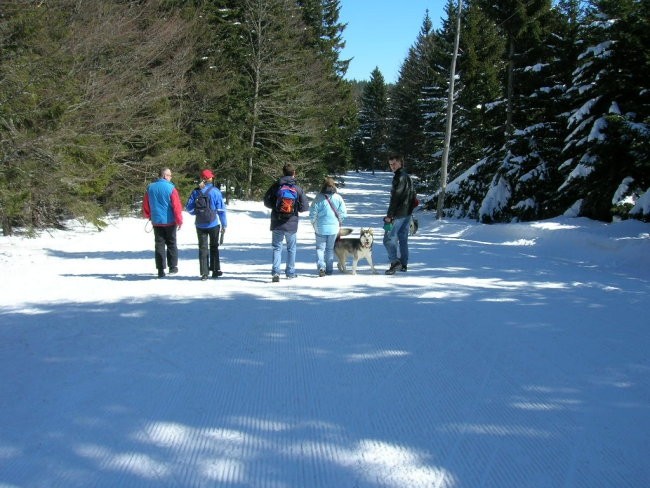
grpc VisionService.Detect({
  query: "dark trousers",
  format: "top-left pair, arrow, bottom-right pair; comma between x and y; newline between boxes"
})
153,225 -> 178,271
197,226 -> 221,276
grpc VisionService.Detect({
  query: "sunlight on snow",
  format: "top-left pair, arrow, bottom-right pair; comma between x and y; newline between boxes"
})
346,349 -> 410,362
531,222 -> 579,230
75,444 -> 171,479
335,439 -> 456,488
440,423 -> 552,439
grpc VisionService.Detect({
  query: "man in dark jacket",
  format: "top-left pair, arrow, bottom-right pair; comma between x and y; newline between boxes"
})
263,163 -> 309,282
142,168 -> 183,278
383,153 -> 416,275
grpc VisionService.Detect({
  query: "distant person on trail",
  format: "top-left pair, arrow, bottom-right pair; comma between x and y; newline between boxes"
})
185,169 -> 228,281
309,177 -> 347,276
263,163 -> 309,282
383,153 -> 417,275
142,167 -> 183,278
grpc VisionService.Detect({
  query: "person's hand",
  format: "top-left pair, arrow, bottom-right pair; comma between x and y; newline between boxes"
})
383,216 -> 393,223
177,224 -> 182,231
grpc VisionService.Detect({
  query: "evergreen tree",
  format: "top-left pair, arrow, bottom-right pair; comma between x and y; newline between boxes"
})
477,1 -> 573,222
476,0 -> 551,135
0,0 -> 196,233
296,0 -> 357,177
389,11 -> 439,171
452,1 -> 505,175
356,68 -> 389,173
558,0 -> 650,221
429,0 -> 507,219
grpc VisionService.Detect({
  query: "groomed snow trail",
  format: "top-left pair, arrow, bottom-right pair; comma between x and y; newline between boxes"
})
0,171 -> 648,488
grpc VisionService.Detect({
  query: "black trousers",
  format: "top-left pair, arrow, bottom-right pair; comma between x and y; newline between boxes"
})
153,225 -> 178,271
196,226 -> 221,276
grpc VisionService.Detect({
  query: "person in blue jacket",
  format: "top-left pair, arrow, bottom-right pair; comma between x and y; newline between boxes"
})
142,168 -> 183,278
185,169 -> 228,280
309,177 -> 347,276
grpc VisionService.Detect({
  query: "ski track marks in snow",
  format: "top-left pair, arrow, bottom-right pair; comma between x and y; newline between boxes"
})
0,171 -> 649,487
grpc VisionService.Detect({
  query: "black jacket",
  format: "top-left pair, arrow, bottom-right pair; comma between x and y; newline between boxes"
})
263,175 -> 309,232
387,167 -> 415,219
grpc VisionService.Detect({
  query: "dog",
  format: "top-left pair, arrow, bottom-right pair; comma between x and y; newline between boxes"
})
335,228 -> 377,275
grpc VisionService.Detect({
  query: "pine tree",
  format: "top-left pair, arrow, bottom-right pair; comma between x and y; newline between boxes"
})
389,11 -> 439,172
356,68 -> 389,173
476,0 -> 552,135
558,0 -> 650,221
429,0 -> 506,219
296,0 -> 357,178
477,1 -> 573,222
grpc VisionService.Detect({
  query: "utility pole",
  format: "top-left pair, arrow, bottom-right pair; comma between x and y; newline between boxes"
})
437,0 -> 462,219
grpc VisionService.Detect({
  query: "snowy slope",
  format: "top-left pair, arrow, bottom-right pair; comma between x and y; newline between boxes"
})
1,171 -> 648,488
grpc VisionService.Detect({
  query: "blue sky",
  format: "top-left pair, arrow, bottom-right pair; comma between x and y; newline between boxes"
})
339,1 -> 447,83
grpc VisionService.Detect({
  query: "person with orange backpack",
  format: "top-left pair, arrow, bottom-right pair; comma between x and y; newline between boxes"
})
263,163 -> 309,282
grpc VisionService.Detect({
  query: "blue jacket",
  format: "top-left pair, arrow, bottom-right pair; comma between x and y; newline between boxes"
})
185,184 -> 228,229
309,191 -> 347,236
263,176 -> 309,232
143,178 -> 183,226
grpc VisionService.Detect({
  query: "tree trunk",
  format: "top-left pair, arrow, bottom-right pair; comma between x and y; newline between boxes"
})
506,37 -> 515,135
437,0 -> 463,219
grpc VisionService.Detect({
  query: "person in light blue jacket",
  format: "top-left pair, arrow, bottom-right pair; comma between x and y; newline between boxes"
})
309,177 -> 347,276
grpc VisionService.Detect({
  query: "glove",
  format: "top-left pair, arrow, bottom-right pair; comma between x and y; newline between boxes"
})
383,216 -> 393,232
219,227 -> 226,245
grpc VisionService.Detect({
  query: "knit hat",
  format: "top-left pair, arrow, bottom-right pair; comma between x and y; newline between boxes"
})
200,169 -> 214,180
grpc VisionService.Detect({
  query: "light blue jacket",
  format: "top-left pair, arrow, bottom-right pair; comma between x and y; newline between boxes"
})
309,191 -> 347,236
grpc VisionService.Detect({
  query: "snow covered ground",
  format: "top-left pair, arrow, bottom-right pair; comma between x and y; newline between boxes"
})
1,171 -> 648,488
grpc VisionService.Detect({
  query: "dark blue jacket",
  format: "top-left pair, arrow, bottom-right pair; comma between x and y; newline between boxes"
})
263,176 -> 309,232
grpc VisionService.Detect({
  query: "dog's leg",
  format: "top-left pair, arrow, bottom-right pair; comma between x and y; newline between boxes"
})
366,252 -> 377,274
351,252 -> 358,275
335,248 -> 347,273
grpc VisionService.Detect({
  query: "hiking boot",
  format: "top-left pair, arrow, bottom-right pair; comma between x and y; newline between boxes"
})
272,274 -> 280,283
157,270 -> 166,278
286,274 -> 298,279
200,275 -> 208,281
400,265 -> 407,272
212,270 -> 223,278
318,269 -> 326,277
385,260 -> 402,275
169,267 -> 178,275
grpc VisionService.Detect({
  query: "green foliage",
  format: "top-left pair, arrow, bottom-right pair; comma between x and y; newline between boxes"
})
0,0 -> 354,234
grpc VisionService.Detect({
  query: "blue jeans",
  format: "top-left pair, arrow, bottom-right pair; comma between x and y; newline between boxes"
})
315,233 -> 338,274
383,216 -> 410,265
272,229 -> 297,276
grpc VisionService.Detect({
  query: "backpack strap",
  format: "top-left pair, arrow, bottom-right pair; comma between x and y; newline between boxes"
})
324,194 -> 340,222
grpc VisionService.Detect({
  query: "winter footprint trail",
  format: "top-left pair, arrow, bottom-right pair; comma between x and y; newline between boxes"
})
0,171 -> 649,488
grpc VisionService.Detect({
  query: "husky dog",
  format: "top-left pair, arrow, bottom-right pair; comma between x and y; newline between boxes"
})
335,228 -> 377,275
